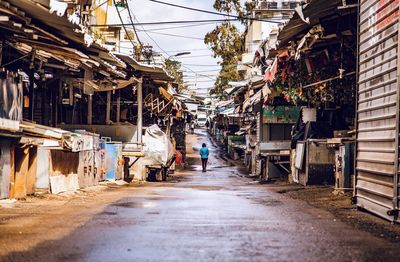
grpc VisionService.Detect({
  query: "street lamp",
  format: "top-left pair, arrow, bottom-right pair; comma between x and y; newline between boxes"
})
168,52 -> 191,59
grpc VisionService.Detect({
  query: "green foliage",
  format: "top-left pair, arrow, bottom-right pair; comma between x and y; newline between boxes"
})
204,22 -> 244,62
165,59 -> 185,92
211,65 -> 241,96
205,0 -> 255,97
213,0 -> 244,17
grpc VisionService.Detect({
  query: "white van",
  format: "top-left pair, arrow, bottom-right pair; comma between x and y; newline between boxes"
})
196,115 -> 207,127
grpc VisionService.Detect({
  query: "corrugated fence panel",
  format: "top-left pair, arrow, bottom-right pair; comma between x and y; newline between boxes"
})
356,0 -> 400,221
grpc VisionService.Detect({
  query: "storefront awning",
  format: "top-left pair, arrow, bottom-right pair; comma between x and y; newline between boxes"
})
219,107 -> 239,118
277,0 -> 342,47
216,99 -> 234,108
114,53 -> 174,82
20,121 -> 69,140
243,89 -> 262,112
159,87 -> 174,102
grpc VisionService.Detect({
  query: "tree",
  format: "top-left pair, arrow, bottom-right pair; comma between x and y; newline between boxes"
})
165,59 -> 185,92
204,0 -> 255,96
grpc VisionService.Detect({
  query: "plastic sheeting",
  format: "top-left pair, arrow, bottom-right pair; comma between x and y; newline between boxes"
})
143,125 -> 174,166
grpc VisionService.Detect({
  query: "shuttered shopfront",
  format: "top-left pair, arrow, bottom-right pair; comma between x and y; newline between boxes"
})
356,0 -> 400,221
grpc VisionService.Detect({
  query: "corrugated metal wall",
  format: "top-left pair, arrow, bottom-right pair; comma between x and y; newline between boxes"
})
356,0 -> 400,221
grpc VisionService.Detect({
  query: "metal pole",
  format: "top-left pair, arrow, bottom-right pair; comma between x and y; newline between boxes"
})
116,90 -> 121,124
0,39 -> 3,66
88,94 -> 93,125
28,71 -> 35,121
28,50 -> 36,121
137,77 -> 143,144
106,91 -> 111,125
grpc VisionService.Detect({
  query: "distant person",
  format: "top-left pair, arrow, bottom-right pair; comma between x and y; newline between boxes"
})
186,113 -> 192,131
200,143 -> 209,172
190,121 -> 195,134
205,119 -> 210,129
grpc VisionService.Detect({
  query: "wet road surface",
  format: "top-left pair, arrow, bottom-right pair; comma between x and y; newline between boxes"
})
4,129 -> 400,261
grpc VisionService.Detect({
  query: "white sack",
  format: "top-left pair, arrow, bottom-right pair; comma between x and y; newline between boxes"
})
143,125 -> 174,166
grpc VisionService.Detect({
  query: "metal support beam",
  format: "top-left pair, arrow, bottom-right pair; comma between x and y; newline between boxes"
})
28,50 -> 36,121
116,90 -> 121,124
106,91 -> 111,125
88,94 -> 93,125
0,39 -> 3,66
28,71 -> 35,121
137,77 -> 143,144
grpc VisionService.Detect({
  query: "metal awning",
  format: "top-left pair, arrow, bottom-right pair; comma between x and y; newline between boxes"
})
243,89 -> 262,112
159,87 -> 174,102
0,2 -> 127,80
114,53 -> 174,82
277,0 -> 342,47
7,0 -> 83,45
216,99 -> 234,108
20,121 -> 69,140
220,107 -> 235,115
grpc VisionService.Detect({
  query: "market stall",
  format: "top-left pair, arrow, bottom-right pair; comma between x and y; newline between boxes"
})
262,0 -> 357,186
259,105 -> 300,181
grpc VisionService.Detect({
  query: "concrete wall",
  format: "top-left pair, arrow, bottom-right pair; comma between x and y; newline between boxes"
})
0,141 -> 11,199
35,148 -> 50,190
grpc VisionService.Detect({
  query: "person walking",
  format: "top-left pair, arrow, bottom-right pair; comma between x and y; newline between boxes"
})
190,121 -> 195,134
200,143 -> 209,172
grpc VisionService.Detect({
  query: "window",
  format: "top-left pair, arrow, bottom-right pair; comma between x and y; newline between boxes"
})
282,2 -> 290,9
262,123 -> 293,142
268,2 -> 278,9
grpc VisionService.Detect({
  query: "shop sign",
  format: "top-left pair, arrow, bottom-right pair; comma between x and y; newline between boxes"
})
262,106 -> 300,123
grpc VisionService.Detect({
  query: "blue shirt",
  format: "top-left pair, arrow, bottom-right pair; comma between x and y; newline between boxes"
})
200,147 -> 209,159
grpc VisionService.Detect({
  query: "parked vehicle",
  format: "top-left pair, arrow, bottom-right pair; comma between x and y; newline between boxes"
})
196,115 -> 207,127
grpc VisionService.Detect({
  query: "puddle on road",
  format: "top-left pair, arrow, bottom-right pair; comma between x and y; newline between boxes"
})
255,199 -> 283,207
113,201 -> 156,208
146,211 -> 160,215
175,185 -> 224,191
100,211 -> 118,216
212,165 -> 234,169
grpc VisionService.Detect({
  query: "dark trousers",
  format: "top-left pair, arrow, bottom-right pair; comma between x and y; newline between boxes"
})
201,158 -> 208,171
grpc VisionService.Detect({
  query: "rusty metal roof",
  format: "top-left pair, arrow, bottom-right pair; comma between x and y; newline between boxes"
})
115,53 -> 174,82
277,0 -> 342,47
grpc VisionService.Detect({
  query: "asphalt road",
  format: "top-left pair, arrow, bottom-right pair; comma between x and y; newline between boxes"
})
3,129 -> 400,262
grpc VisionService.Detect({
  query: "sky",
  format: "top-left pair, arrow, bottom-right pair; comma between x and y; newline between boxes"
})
121,0 -> 245,97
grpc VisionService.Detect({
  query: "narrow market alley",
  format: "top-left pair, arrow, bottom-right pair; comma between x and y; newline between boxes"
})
1,129 -> 400,261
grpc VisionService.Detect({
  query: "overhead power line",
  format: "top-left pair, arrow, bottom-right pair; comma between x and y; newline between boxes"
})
139,22 -> 220,31
174,54 -> 214,59
140,31 -> 205,40
112,0 -> 136,48
131,13 -> 166,64
193,80 -> 217,83
181,63 -> 239,67
165,48 -> 211,52
183,69 -> 222,73
89,19 -> 240,27
147,0 -> 282,24
126,1 -> 142,47
125,10 -> 217,82
115,46 -> 212,54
